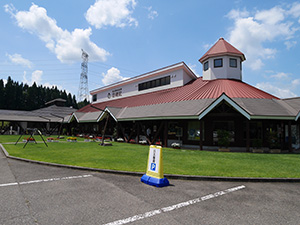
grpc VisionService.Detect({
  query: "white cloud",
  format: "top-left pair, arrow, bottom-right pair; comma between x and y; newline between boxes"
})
102,67 -> 128,86
226,8 -> 249,20
187,63 -> 199,77
285,40 -> 297,49
7,53 -> 33,68
32,70 -> 43,84
270,72 -> 289,79
203,43 -> 213,51
227,4 -> 298,70
289,2 -> 300,19
292,79 -> 300,86
43,82 -> 63,90
147,6 -> 158,20
5,3 -> 110,63
256,82 -> 297,98
85,0 -> 138,29
255,6 -> 285,25
22,70 -> 63,90
23,70 -> 43,85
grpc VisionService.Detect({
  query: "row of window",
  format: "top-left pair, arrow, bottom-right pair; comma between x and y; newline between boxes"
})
92,76 -> 171,101
138,75 -> 171,91
204,58 -> 240,71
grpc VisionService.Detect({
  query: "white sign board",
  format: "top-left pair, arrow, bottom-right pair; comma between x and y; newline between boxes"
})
147,146 -> 161,174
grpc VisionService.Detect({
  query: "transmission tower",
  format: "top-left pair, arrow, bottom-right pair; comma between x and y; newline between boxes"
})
77,49 -> 89,102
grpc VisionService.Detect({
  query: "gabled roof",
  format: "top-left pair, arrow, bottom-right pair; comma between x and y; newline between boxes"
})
79,77 -> 278,113
199,38 -> 246,63
0,105 -> 76,123
198,93 -> 251,120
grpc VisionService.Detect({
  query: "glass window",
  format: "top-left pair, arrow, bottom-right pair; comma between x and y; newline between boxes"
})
92,94 -> 97,102
214,58 -> 223,68
230,58 -> 237,68
156,79 -> 161,87
138,76 -> 171,91
188,121 -> 203,141
151,80 -> 156,88
166,76 -> 170,85
204,61 -> 209,71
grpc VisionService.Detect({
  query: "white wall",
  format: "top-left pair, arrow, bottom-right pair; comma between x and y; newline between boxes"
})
93,68 -> 195,103
202,56 -> 242,81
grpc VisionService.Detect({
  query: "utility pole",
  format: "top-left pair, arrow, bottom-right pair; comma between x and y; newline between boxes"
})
77,49 -> 89,102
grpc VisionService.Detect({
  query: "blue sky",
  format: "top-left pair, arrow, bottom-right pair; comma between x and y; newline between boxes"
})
1,0 -> 300,101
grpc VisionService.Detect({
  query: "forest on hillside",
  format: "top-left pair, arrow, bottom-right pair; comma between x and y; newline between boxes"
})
0,76 -> 80,110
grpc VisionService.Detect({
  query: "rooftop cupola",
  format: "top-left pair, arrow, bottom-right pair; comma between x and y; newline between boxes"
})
199,37 -> 246,81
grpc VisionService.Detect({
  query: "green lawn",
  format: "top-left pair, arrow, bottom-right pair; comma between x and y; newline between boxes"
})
1,135 -> 300,178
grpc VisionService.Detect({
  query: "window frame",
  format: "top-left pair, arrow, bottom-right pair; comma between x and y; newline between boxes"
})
214,58 -> 223,68
204,61 -> 209,71
92,94 -> 97,102
229,58 -> 237,68
138,75 -> 171,91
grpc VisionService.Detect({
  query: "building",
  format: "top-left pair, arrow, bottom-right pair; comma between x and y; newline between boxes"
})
0,98 -> 76,135
70,38 -> 300,151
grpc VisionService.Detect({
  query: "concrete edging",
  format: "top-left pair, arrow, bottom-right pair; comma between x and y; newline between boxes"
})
1,144 -> 300,183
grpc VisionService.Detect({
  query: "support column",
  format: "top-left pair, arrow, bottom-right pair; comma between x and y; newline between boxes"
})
288,121 -> 292,152
137,122 -> 140,144
280,121 -> 284,150
164,121 -> 168,147
246,120 -> 250,152
101,114 -> 110,146
199,120 -> 203,150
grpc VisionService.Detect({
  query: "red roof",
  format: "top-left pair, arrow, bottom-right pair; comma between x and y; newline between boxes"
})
199,38 -> 246,63
79,78 -> 279,113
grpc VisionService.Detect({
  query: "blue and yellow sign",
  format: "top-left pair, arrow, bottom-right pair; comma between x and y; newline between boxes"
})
141,145 -> 169,187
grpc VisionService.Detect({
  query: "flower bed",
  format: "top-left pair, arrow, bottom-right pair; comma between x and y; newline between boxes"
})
139,140 -> 147,145
47,137 -> 59,142
129,139 -> 136,144
67,137 -> 77,142
155,141 -> 162,146
23,137 -> 35,143
117,138 -> 124,142
171,142 -> 181,149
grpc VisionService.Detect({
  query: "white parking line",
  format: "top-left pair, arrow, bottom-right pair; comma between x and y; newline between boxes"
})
0,175 -> 92,187
104,185 -> 246,225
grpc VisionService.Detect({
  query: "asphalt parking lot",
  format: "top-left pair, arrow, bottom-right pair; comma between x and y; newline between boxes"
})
1,149 -> 300,225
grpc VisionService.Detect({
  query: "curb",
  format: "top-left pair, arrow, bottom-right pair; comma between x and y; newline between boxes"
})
1,144 -> 300,183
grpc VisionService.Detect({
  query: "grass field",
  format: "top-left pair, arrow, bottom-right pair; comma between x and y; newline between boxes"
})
1,135 -> 300,178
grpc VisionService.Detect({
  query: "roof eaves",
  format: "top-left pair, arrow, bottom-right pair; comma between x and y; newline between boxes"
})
199,52 -> 246,64
251,115 -> 295,120
198,93 -> 251,120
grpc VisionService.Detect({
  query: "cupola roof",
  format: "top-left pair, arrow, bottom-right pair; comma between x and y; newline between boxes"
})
199,37 -> 246,63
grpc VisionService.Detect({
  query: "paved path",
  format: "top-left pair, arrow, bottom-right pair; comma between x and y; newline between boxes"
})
0,155 -> 300,224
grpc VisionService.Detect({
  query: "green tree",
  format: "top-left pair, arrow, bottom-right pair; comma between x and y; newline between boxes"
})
0,80 -> 4,109
4,76 -> 16,109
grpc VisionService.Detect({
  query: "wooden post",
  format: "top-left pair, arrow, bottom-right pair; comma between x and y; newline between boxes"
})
164,121 -> 168,147
101,114 -> 110,146
119,123 -> 128,142
137,122 -> 140,144
151,122 -> 164,145
199,120 -> 203,150
281,121 -> 284,150
288,121 -> 292,152
246,120 -> 250,152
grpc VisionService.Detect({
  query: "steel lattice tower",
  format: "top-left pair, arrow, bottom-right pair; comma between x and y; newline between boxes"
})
77,49 -> 89,102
